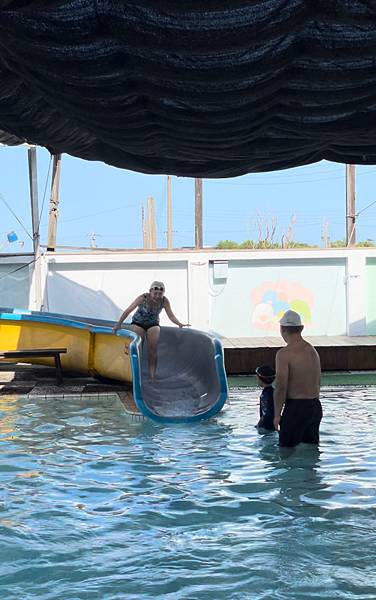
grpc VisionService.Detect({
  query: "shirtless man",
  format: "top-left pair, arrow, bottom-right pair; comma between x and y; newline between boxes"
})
273,310 -> 322,447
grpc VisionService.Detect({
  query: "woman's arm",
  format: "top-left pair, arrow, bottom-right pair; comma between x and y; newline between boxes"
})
112,295 -> 144,332
164,297 -> 190,328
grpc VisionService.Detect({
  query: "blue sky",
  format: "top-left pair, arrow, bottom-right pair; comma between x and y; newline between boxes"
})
1,145 -> 376,253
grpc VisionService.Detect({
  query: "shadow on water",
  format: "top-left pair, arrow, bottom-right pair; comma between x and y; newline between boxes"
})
257,436 -> 326,507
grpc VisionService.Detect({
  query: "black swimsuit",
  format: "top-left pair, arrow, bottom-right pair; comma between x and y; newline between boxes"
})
257,386 -> 275,430
279,398 -> 323,447
132,294 -> 164,331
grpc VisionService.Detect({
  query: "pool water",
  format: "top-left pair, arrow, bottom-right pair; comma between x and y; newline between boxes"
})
0,387 -> 375,600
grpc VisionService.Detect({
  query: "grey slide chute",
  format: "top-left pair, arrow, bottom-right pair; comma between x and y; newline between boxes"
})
137,326 -> 228,422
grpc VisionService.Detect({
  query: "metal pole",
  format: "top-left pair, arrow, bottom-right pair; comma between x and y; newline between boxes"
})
27,146 -> 42,310
167,176 -> 173,249
321,217 -> 330,248
346,164 -> 356,246
47,153 -> 62,251
141,203 -> 147,249
194,178 -> 203,249
147,196 -> 156,249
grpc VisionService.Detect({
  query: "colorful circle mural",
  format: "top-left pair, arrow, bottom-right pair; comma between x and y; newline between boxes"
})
251,281 -> 313,330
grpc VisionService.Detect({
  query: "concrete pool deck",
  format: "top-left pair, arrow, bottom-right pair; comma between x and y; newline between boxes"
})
0,363 -> 131,397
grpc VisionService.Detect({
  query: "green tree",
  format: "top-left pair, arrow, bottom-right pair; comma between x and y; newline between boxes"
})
216,239 -> 317,249
330,240 -> 347,247
356,239 -> 375,247
215,240 -> 239,249
239,240 -> 256,249
286,241 -> 318,249
330,239 -> 375,248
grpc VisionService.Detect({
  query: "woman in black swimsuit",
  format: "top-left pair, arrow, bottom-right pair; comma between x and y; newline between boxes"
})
113,281 -> 189,380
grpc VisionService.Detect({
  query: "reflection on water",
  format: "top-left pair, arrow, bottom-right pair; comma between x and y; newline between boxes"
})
0,395 -> 19,439
0,388 -> 375,599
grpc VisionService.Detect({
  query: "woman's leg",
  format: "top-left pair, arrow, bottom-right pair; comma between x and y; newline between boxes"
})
146,326 -> 161,380
127,325 -> 146,362
128,323 -> 146,341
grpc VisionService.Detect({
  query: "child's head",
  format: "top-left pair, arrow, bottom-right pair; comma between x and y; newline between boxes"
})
255,365 -> 275,387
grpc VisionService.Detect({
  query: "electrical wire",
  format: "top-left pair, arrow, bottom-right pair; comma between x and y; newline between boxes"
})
0,256 -> 37,281
58,202 -> 139,224
206,166 -> 376,187
0,149 -> 51,246
0,193 -> 33,241
356,199 -> 376,217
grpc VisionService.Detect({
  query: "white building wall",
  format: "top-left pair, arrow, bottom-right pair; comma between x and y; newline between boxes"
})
346,252 -> 367,335
44,253 -> 190,325
0,254 -> 33,310
18,247 -> 376,336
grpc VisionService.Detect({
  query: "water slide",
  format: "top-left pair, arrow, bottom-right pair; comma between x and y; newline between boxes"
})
0,308 -> 228,423
138,326 -> 228,420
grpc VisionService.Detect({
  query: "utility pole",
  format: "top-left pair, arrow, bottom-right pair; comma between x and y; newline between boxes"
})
346,164 -> 356,246
194,177 -> 203,249
146,196 -> 156,249
321,217 -> 330,248
27,145 -> 42,310
47,153 -> 62,251
141,203 -> 147,249
167,175 -> 173,249
89,232 -> 97,248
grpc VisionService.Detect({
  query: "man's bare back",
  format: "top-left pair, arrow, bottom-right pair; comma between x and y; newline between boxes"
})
278,339 -> 321,400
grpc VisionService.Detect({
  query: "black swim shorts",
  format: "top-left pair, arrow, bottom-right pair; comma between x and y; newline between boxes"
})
131,320 -> 159,331
279,398 -> 323,447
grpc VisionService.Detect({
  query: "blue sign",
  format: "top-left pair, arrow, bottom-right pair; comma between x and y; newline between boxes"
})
7,231 -> 18,243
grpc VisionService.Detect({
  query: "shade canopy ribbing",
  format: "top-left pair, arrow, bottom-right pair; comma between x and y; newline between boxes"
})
1,1 -> 376,177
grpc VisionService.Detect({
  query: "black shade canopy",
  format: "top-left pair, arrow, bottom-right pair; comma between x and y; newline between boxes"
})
1,1 -> 376,177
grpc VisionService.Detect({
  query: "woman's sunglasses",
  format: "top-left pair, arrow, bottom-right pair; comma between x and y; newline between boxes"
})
151,286 -> 164,292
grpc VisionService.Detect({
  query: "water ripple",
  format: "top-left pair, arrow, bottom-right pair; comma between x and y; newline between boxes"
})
0,389 -> 375,599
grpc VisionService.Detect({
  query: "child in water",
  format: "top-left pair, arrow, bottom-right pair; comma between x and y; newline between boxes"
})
255,365 -> 276,431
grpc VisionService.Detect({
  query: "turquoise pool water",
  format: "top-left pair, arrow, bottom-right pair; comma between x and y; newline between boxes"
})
0,387 -> 375,600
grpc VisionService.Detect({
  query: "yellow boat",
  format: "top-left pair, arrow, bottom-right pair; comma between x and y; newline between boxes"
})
0,308 -> 228,423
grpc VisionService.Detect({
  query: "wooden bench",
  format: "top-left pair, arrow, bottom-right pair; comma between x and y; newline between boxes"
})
0,348 -> 67,386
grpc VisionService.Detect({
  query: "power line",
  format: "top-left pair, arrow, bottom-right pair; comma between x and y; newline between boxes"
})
58,202 -> 139,224
0,193 -> 33,241
206,167 -> 376,187
0,256 -> 37,281
357,199 -> 376,217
